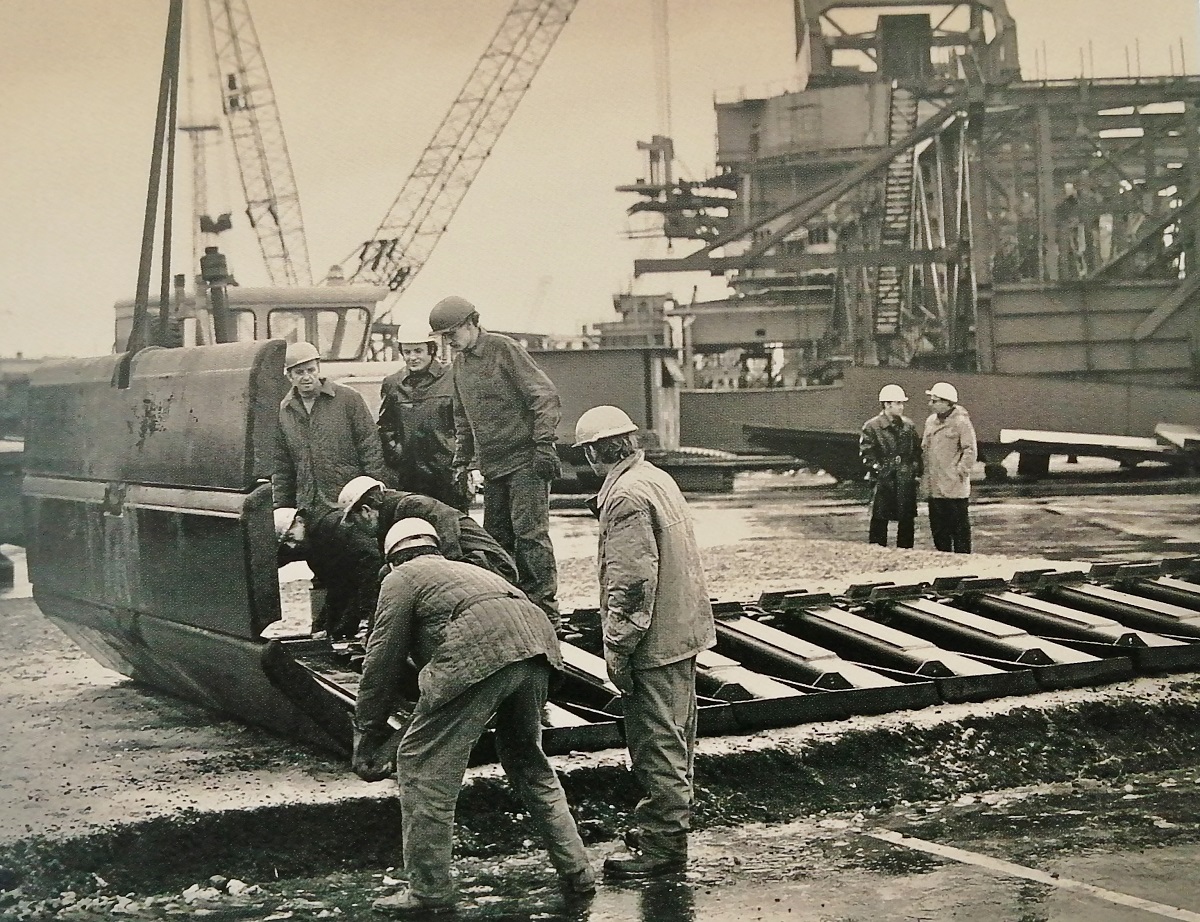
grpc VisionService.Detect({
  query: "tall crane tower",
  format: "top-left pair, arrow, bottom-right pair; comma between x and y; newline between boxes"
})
350,0 -> 579,314
202,0 -> 312,286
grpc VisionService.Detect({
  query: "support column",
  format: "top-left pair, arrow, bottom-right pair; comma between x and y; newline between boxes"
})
1035,104 -> 1060,282
1185,103 -> 1200,378
966,125 -> 994,372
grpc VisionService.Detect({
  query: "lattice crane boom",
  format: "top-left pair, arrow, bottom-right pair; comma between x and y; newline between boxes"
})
350,0 -> 578,306
204,0 -> 312,286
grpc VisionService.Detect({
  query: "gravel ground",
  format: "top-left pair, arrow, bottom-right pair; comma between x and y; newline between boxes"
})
0,497 -> 1186,914
275,537 -> 1058,636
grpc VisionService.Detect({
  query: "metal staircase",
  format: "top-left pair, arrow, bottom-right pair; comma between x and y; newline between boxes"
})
874,86 -> 919,336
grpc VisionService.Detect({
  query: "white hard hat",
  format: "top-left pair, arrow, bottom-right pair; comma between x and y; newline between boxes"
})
338,475 -> 386,523
925,381 -> 959,403
395,323 -> 437,347
574,405 -> 638,447
273,507 -> 298,539
284,341 -> 321,370
878,384 -> 908,402
384,517 -> 440,557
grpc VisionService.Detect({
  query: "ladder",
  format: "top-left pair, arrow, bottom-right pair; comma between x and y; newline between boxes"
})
874,86 -> 919,336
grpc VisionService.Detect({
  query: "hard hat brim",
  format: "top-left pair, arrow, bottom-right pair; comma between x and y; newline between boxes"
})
573,424 -> 638,448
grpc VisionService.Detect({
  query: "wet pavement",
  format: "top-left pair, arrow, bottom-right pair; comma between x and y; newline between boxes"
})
12,764 -> 1199,920
554,471 -> 1200,567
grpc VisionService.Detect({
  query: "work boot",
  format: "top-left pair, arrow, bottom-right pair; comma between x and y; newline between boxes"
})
559,866 -> 597,903
603,847 -> 686,879
371,888 -> 455,915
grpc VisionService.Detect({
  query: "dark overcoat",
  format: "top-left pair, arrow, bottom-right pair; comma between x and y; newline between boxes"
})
859,411 -> 922,521
378,362 -> 465,510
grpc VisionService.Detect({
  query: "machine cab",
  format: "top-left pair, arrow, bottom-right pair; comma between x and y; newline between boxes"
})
113,284 -> 390,361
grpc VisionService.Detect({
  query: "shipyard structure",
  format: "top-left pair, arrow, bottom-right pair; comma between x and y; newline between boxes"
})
620,0 -> 1200,389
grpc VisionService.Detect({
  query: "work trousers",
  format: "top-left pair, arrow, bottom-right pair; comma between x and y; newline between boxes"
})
396,658 -> 590,903
483,465 -> 559,619
868,517 -> 914,549
927,497 -> 972,553
623,657 -> 698,859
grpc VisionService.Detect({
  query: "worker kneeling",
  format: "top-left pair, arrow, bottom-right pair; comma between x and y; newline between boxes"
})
354,518 -> 594,914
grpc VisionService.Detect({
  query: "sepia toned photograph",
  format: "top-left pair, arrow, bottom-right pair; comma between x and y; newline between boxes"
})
2,1 -> 1199,918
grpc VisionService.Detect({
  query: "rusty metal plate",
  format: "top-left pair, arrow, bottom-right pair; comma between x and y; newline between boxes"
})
23,341 -> 285,490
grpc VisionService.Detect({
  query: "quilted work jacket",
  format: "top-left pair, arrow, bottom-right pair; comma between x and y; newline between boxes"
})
921,405 -> 978,499
595,450 -> 716,670
356,554 -> 561,725
451,331 -> 561,479
273,378 -> 388,514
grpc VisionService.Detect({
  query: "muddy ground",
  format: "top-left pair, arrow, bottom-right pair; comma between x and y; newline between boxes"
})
3,676 -> 1199,919
1,480 -> 1198,918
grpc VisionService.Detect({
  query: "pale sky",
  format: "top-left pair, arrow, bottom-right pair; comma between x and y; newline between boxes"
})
2,0 -> 1198,358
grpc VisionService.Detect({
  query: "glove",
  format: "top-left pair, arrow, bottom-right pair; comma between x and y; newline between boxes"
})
351,724 -> 401,783
532,443 -> 562,482
605,648 -> 634,695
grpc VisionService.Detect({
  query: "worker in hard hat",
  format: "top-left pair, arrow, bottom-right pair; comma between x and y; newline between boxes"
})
355,517 -> 594,913
921,381 -> 977,553
377,325 -> 467,511
858,384 -> 923,549
337,474 -> 518,585
428,295 -> 563,624
574,405 -> 715,879
272,340 -> 390,516
273,505 -> 383,639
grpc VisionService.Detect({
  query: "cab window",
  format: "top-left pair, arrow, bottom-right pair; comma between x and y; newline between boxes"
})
230,310 -> 256,341
267,307 -> 370,360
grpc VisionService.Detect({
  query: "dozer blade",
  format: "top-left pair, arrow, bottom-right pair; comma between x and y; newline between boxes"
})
22,342 -> 352,755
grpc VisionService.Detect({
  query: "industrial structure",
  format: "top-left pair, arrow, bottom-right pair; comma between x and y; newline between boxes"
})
10,1 -> 1200,745
622,0 -> 1200,387
346,0 -> 578,316
179,0 -> 576,335
201,0 -> 312,287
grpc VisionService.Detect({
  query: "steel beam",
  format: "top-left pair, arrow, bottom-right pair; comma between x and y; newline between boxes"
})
1043,584 -> 1200,639
635,248 -> 956,276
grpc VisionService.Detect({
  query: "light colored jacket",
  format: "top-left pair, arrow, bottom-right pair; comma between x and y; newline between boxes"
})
921,405 -> 977,499
273,378 -> 389,514
596,450 -> 716,670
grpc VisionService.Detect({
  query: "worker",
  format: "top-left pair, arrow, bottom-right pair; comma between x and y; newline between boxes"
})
858,384 -> 922,549
429,295 -> 563,624
274,506 -> 381,640
338,475 -> 519,585
272,340 -> 389,515
377,325 -> 468,511
921,381 -> 978,553
354,518 -> 595,914
573,405 -> 716,879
